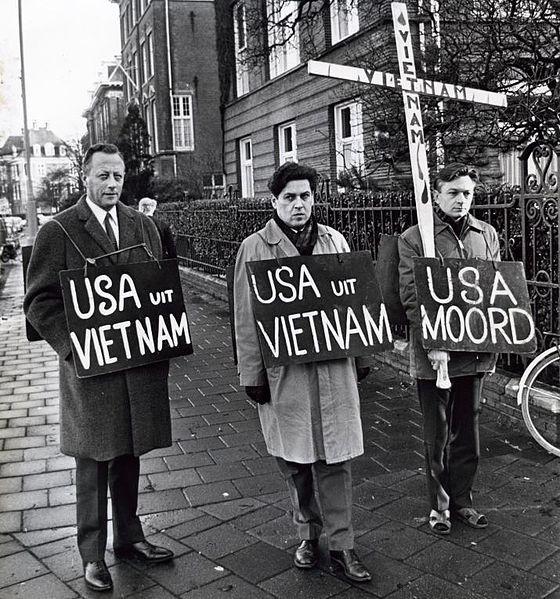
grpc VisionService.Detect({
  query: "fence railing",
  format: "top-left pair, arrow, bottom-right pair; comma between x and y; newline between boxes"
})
162,142 -> 560,377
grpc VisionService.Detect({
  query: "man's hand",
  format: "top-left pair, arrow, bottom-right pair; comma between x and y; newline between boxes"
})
427,350 -> 451,389
428,350 -> 449,369
356,367 -> 370,382
245,385 -> 271,405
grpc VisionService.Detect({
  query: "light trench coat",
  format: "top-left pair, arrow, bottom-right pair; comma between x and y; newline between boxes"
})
234,218 -> 367,464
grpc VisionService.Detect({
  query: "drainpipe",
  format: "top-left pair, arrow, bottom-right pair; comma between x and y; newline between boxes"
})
165,0 -> 177,176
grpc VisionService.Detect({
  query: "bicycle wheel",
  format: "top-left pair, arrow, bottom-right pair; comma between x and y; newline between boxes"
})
517,347 -> 560,458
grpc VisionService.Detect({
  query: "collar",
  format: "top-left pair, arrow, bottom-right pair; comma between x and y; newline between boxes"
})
85,196 -> 118,228
261,217 -> 330,245
433,210 -> 484,234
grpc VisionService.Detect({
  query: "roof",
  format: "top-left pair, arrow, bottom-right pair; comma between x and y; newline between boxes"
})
0,128 -> 66,156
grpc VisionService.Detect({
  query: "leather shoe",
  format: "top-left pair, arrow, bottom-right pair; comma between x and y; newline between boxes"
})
114,540 -> 174,563
330,549 -> 372,582
294,539 -> 319,569
84,560 -> 113,592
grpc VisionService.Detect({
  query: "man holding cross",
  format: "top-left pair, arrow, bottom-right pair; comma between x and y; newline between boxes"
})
24,143 -> 174,592
398,163 -> 501,535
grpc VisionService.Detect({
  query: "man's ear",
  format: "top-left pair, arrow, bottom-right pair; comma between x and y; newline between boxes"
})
432,189 -> 439,205
271,196 -> 277,210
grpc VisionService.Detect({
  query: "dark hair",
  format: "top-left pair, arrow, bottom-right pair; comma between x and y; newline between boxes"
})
433,162 -> 478,191
83,143 -> 124,174
268,162 -> 318,197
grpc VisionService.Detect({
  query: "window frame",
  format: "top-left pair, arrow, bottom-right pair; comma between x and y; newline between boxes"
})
334,100 -> 364,176
278,121 -> 297,164
267,0 -> 300,79
172,94 -> 195,151
233,1 -> 249,97
239,136 -> 254,198
330,0 -> 359,45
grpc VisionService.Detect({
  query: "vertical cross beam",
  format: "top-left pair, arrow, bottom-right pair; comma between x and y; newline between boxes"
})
392,2 -> 435,257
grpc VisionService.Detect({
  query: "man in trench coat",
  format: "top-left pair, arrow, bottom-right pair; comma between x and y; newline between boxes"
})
398,163 -> 500,536
233,162 -> 372,583
24,143 -> 174,592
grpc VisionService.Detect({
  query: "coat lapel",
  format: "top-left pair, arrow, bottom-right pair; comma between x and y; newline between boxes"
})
261,220 -> 300,258
116,203 -> 139,264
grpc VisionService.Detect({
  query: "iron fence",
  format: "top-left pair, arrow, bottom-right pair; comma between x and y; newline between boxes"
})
161,142 -> 560,376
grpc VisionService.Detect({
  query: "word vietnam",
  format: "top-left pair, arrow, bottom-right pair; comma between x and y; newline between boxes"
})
246,252 -> 393,367
60,260 -> 193,377
413,258 -> 537,354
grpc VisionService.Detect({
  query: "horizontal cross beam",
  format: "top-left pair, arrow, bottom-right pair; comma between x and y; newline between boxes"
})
307,60 -> 507,108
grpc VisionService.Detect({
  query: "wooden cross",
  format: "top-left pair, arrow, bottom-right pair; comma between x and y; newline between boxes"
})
308,2 -> 508,258
308,2 -> 508,387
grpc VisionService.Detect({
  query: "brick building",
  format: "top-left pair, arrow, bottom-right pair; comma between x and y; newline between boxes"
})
111,0 -> 224,195
217,0 -> 406,198
83,63 -> 125,148
0,127 -> 72,214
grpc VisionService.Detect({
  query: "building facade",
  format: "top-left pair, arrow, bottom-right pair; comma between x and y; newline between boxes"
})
218,0 -> 404,198
112,0 -> 224,195
83,64 -> 125,148
0,127 -> 72,214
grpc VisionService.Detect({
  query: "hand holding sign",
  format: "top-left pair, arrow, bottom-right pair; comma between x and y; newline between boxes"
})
428,350 -> 451,389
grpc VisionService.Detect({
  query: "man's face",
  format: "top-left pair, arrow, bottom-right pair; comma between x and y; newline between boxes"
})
433,175 -> 475,219
272,179 -> 314,228
84,152 -> 125,210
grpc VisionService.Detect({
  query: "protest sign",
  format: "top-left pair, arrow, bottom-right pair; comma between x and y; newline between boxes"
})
413,258 -> 537,354
246,251 -> 393,367
59,259 -> 193,377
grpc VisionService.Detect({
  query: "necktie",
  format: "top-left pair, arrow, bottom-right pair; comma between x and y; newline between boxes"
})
104,212 -> 118,250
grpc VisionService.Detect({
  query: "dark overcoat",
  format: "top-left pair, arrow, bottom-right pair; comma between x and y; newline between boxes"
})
24,198 -> 172,461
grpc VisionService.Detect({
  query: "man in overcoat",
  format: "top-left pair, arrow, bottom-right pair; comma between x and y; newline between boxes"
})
138,197 -> 177,259
24,143 -> 174,592
398,163 -> 500,535
233,162 -> 372,583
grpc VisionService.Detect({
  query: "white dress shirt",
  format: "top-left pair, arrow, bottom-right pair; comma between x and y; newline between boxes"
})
85,197 -> 120,248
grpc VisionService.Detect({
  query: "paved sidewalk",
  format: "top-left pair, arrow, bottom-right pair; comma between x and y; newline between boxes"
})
0,260 -> 559,599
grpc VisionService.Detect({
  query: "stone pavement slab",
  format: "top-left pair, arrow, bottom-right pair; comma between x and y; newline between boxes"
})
1,260 -> 559,598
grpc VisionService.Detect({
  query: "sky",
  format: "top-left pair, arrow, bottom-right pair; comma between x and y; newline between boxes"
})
0,0 -> 121,144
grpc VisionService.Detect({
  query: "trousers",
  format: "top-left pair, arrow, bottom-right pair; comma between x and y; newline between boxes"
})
417,375 -> 483,511
276,458 -> 353,550
75,454 -> 145,562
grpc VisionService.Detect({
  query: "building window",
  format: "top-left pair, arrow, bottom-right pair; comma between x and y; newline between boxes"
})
233,2 -> 249,96
151,99 -> 158,152
38,163 -> 46,178
239,137 -> 254,197
141,41 -> 149,82
172,95 -> 194,151
59,145 -> 67,157
334,101 -> 364,176
278,122 -> 297,164
147,32 -> 154,78
33,144 -> 41,157
145,102 -> 153,153
133,51 -> 140,87
330,0 -> 359,44
268,0 -> 299,79
44,142 -> 55,157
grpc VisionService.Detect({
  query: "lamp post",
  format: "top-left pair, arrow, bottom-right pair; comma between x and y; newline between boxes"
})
18,0 -> 37,243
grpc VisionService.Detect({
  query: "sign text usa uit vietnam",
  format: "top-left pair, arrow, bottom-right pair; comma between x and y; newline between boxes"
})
60,260 -> 193,378
246,252 -> 393,367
